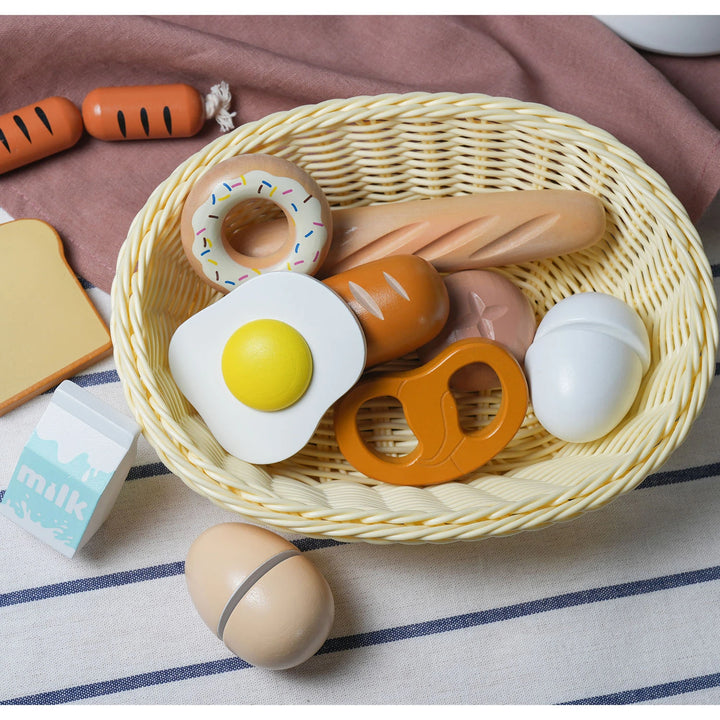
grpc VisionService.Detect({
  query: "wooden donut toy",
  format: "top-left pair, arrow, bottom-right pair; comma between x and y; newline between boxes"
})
180,154 -> 333,293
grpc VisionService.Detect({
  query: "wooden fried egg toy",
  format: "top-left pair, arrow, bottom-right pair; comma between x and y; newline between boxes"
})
168,271 -> 366,464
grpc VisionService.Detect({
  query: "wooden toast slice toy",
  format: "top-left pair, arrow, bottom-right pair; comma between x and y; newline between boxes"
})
0,219 -> 112,416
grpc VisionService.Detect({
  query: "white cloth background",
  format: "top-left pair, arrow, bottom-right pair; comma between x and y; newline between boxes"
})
1,196 -> 720,706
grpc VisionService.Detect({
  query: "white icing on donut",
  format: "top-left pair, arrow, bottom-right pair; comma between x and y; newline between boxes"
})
190,169 -> 329,289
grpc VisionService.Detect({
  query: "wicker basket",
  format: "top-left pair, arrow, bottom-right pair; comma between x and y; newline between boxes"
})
111,92 -> 718,543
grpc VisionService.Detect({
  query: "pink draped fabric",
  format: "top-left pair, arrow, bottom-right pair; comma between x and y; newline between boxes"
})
1,15 -> 719,293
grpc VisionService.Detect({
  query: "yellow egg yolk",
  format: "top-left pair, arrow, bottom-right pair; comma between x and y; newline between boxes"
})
221,319 -> 313,412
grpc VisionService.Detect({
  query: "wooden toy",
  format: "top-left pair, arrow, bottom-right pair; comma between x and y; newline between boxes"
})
0,96 -> 83,175
324,255 -> 449,368
320,189 -> 606,275
0,380 -> 140,557
168,271 -> 365,464
334,338 -> 528,486
185,522 -> 334,670
524,292 -> 651,443
180,156 -> 605,293
206,184 -> 606,279
180,154 -> 333,293
418,270 -> 537,391
0,219 -> 112,417
82,83 -> 217,141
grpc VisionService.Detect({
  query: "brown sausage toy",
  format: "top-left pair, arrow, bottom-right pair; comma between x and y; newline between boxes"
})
82,84 -> 207,141
0,97 -> 83,175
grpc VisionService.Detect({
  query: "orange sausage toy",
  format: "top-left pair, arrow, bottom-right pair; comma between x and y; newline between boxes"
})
82,83 -> 234,141
0,96 -> 83,175
1,82 -> 235,174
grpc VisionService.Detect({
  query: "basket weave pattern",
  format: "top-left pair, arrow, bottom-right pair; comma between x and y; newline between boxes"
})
111,93 -> 718,543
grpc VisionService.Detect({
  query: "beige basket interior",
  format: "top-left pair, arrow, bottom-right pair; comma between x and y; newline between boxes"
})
110,92 -> 718,543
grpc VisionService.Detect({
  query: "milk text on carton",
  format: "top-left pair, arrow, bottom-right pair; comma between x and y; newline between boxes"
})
16,465 -> 88,520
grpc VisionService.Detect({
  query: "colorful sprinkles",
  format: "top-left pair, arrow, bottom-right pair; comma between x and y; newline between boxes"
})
190,168 -> 328,290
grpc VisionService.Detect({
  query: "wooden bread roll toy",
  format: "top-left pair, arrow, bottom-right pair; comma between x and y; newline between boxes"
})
185,523 -> 334,670
324,255 -> 449,368
319,188 -> 606,275
0,96 -> 83,175
180,155 -> 606,293
418,270 -> 537,391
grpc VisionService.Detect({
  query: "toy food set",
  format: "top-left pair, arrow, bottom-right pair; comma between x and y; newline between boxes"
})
167,151 -> 664,488
0,83 -> 234,174
2,91 -> 717,672
185,522 -> 334,670
108,93 -> 716,545
0,219 -> 112,416
0,380 -> 140,557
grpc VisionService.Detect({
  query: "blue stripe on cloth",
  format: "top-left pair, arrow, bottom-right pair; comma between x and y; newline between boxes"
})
70,369 -> 120,388
3,564 -> 720,704
0,539 -> 340,608
77,276 -> 94,291
41,369 -> 120,395
638,461 -> 720,489
0,562 -> 185,607
319,564 -> 720,654
126,462 -> 171,481
2,658 -> 249,705
562,671 -> 720,705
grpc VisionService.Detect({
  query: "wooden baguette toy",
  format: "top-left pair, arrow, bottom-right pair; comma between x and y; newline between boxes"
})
217,189 -> 606,278
0,219 -> 112,416
321,190 -> 606,274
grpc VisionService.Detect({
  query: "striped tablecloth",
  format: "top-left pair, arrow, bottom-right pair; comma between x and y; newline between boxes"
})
1,197 -> 720,705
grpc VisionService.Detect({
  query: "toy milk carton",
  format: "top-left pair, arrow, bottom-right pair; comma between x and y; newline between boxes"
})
0,380 -> 140,557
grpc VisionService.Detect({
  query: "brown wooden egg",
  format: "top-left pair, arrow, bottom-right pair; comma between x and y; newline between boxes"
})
185,523 -> 334,670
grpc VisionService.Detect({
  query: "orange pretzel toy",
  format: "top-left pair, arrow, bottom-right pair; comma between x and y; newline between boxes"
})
333,338 -> 528,486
